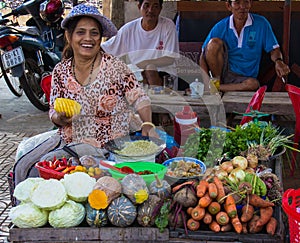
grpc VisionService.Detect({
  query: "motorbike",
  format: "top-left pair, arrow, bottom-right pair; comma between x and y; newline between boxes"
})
0,0 -> 65,111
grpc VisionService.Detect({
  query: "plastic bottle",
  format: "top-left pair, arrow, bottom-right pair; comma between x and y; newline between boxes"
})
174,106 -> 200,146
190,78 -> 204,97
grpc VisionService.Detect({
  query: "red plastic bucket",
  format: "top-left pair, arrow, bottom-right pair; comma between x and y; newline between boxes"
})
282,188 -> 300,243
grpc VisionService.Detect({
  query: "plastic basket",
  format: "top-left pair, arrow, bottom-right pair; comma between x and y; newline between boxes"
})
282,188 -> 300,243
35,162 -> 65,180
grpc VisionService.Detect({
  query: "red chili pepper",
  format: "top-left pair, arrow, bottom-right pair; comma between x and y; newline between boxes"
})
62,157 -> 68,166
55,165 -> 67,171
52,155 -> 57,162
62,166 -> 76,174
49,161 -> 57,169
53,160 -> 59,167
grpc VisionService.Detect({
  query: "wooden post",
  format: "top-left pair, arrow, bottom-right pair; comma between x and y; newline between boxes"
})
103,0 -> 124,29
272,0 -> 291,91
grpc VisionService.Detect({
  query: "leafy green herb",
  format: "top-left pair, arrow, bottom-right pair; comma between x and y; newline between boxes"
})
183,122 -> 298,163
155,200 -> 171,233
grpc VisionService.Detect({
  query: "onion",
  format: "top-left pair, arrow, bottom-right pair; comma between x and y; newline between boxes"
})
220,161 -> 234,173
215,169 -> 228,180
228,168 -> 246,184
232,156 -> 248,170
246,154 -> 258,168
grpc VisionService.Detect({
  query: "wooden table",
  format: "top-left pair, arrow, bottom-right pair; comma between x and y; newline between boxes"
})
222,91 -> 293,116
149,90 -> 294,127
149,91 -> 226,126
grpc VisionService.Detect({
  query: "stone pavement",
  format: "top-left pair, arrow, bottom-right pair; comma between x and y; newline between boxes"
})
0,132 -> 25,242
0,78 -> 53,242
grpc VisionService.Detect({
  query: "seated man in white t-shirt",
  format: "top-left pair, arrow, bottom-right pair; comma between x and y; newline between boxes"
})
101,0 -> 179,87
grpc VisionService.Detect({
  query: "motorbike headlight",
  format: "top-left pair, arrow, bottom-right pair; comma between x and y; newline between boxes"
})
40,0 -> 64,24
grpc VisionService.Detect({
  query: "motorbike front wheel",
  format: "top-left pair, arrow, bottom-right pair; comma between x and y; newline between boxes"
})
19,58 -> 49,111
0,58 -> 23,97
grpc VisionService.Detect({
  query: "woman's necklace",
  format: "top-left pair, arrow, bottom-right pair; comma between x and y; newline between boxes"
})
72,54 -> 98,86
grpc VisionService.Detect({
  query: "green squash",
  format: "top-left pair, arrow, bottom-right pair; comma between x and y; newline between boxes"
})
121,174 -> 149,204
85,203 -> 108,227
137,195 -> 161,227
107,196 -> 137,227
149,174 -> 171,199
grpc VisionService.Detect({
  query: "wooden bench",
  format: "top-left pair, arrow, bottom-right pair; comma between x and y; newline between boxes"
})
149,90 -> 294,128
222,91 -> 294,116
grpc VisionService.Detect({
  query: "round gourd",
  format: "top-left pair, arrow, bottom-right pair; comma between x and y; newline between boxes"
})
85,203 -> 108,227
121,174 -> 149,204
149,174 -> 171,199
137,195 -> 161,227
93,176 -> 122,204
107,196 -> 137,227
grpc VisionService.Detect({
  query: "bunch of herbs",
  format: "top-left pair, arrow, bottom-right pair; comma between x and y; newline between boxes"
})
183,122 -> 297,166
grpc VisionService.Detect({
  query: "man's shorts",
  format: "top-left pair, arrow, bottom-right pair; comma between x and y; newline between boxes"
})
221,44 -> 251,84
203,42 -> 251,85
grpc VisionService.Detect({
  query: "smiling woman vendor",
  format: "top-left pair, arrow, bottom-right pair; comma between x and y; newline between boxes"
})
49,4 -> 156,148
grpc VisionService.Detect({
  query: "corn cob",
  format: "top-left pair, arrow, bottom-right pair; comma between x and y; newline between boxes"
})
54,98 -> 81,117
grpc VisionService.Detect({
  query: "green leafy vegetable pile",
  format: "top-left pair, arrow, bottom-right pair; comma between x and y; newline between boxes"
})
183,122 -> 295,167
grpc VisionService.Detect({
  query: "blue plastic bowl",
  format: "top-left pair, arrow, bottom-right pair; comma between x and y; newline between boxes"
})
162,157 -> 206,186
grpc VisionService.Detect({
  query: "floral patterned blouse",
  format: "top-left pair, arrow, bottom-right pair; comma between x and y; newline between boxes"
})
49,52 -> 150,148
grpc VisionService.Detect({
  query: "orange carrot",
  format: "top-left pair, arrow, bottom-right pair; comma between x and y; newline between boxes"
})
209,220 -> 221,232
266,217 -> 278,235
256,206 -> 273,227
199,192 -> 213,208
187,218 -> 200,231
231,215 -> 243,234
203,212 -> 213,225
248,215 -> 263,233
191,206 -> 206,221
224,195 -> 237,218
242,222 -> 248,234
172,180 -> 195,193
187,207 -> 194,215
208,182 -> 218,199
197,180 -> 209,198
213,176 -> 225,203
240,204 -> 255,223
216,211 -> 230,226
221,223 -> 232,232
249,194 -> 274,208
208,201 -> 221,215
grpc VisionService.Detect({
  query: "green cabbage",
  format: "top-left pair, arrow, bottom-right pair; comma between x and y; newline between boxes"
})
48,200 -> 85,228
30,179 -> 67,210
9,203 -> 48,228
13,177 -> 44,203
62,172 -> 96,202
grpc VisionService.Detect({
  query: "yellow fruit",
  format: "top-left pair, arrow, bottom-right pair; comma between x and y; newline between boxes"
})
88,171 -> 95,177
75,165 -> 85,172
54,98 -> 81,117
88,167 -> 95,173
94,168 -> 102,175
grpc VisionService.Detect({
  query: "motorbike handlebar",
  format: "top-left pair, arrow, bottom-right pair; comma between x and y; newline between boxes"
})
1,0 -> 45,19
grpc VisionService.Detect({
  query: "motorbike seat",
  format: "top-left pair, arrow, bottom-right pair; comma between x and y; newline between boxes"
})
12,26 -> 40,36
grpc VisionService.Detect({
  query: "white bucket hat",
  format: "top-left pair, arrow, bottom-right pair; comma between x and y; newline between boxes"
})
61,4 -> 117,38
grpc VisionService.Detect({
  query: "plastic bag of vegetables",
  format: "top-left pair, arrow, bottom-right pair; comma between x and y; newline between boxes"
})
62,172 -> 96,202
49,200 -> 85,228
30,179 -> 67,210
9,203 -> 48,228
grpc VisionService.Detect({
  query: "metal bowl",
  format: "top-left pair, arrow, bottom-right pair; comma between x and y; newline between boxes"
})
104,135 -> 166,163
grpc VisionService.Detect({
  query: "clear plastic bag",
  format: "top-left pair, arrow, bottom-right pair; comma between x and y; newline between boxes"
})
15,130 -> 58,162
